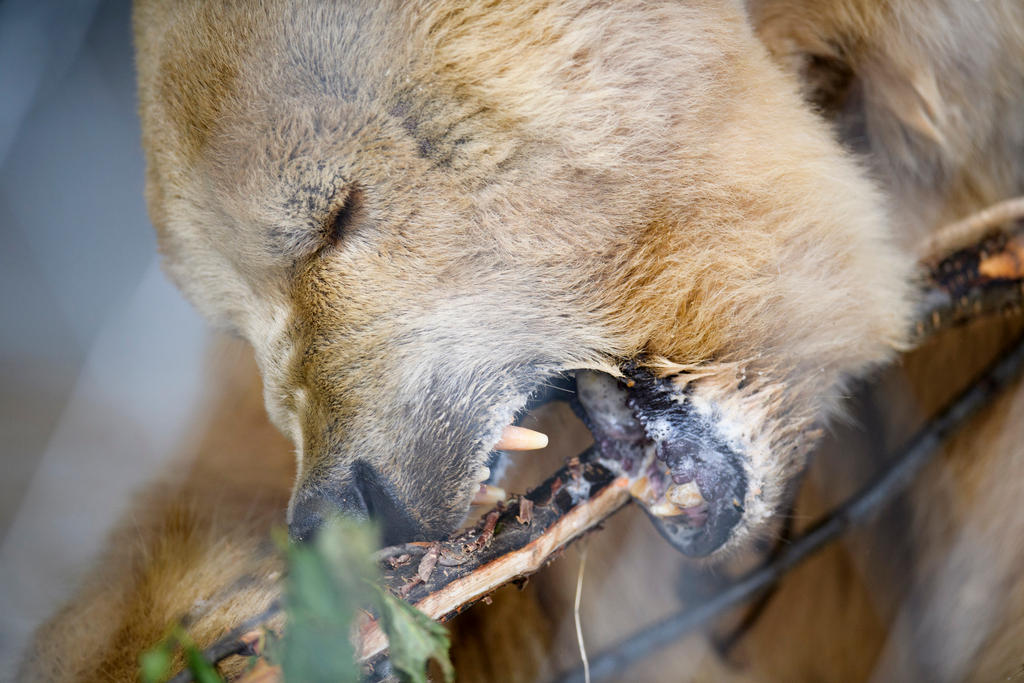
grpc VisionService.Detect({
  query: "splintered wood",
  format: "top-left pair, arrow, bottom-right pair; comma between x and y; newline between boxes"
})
915,229 -> 1024,342
979,235 -> 1024,280
227,455 -> 630,683
358,454 -> 632,672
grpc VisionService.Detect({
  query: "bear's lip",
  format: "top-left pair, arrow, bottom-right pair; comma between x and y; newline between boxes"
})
463,394 -> 534,502
462,369 -> 747,557
467,425 -> 549,507
469,371 -> 577,494
630,451 -> 746,557
412,371 -> 569,534
573,369 -> 747,557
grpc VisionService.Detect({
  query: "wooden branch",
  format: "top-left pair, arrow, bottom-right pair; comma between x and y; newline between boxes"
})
190,457 -> 632,683
919,195 -> 1024,260
174,215 -> 1024,683
358,455 -> 631,674
914,230 -> 1024,342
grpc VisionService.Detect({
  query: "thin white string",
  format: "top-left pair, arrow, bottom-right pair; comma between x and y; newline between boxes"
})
574,544 -> 591,683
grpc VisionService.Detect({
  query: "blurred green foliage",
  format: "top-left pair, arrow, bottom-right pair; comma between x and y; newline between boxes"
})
140,519 -> 454,683
139,627 -> 224,683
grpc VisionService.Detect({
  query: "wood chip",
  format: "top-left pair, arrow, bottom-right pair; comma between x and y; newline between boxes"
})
398,577 -> 422,599
516,497 -> 534,525
417,543 -> 440,583
466,510 -> 500,553
437,545 -> 471,567
385,553 -> 412,569
540,477 -> 563,507
979,236 -> 1024,279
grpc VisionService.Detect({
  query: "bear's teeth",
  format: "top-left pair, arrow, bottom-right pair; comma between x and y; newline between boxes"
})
477,466 -> 491,482
666,481 -> 705,509
472,484 -> 506,505
494,425 -> 548,450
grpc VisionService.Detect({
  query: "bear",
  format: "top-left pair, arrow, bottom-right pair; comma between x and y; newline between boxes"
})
19,0 -> 1024,680
130,0 -> 912,556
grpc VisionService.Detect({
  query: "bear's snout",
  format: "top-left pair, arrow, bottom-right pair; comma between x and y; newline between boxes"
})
288,462 -> 426,546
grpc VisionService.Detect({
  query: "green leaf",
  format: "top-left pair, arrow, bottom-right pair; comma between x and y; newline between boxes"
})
139,628 -> 226,683
278,518 -> 378,683
182,642 -> 227,683
139,643 -> 173,683
373,585 -> 454,683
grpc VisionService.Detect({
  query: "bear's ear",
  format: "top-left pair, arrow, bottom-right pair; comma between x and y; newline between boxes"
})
750,4 -> 949,150
860,58 -> 946,147
798,49 -> 947,153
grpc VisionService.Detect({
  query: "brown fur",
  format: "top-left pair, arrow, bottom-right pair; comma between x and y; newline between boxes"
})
749,0 -> 1024,242
19,0 -> 1024,680
132,0 -> 912,551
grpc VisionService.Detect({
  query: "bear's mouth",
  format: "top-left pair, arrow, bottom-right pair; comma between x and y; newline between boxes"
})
573,370 -> 748,557
469,370 -> 746,557
463,378 -> 568,510
470,424 -> 550,505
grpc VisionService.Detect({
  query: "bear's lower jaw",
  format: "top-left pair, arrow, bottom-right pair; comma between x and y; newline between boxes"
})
574,369 -> 748,557
640,462 -> 746,557
644,504 -> 743,557
630,431 -> 748,557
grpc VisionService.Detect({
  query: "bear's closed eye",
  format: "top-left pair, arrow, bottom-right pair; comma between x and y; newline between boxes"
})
327,186 -> 363,246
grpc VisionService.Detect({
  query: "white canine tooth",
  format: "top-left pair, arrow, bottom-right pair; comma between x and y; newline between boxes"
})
666,481 -> 705,509
494,425 -> 548,451
478,466 -> 491,482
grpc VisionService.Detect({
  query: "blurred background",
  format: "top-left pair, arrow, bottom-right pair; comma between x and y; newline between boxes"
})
0,0 -> 214,676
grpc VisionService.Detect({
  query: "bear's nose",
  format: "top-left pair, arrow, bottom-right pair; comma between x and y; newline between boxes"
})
288,463 -> 427,546
288,482 -> 369,543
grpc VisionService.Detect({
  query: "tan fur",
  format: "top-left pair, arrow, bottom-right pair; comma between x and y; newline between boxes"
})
132,0 -> 912,551
744,5 -> 1024,676
749,0 -> 1024,243
20,0 -> 1024,680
